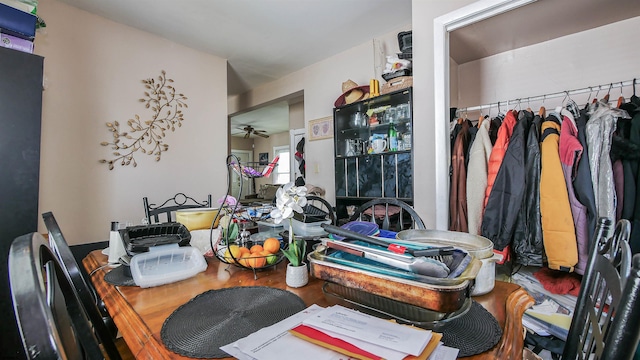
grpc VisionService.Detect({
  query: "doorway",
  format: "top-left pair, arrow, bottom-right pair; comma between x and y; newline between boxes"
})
230,149 -> 253,199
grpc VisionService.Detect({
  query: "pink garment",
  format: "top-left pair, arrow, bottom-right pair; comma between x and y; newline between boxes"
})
559,115 -> 588,275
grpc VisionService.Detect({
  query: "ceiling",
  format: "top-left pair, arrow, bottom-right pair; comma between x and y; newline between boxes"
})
56,0 -> 412,97
450,0 -> 640,64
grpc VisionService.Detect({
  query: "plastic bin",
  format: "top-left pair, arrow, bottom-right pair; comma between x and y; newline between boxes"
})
291,218 -> 330,237
256,220 -> 284,233
130,245 -> 207,288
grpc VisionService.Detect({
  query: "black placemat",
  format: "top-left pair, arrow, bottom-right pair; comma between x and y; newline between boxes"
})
104,265 -> 136,287
161,286 -> 306,358
440,300 -> 502,357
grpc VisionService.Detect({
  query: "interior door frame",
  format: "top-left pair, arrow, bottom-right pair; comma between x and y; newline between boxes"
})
290,128 -> 305,183
230,149 -> 254,198
432,0 -> 537,229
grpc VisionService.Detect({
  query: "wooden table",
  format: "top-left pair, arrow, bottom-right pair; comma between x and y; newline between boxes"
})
84,250 -> 533,359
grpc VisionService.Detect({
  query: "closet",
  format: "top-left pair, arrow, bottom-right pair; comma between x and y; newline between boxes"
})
434,0 -> 640,266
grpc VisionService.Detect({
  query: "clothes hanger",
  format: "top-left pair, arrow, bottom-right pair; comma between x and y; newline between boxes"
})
603,83 -> 613,104
526,97 -> 532,113
616,82 -> 625,108
539,95 -> 546,118
592,86 -> 601,104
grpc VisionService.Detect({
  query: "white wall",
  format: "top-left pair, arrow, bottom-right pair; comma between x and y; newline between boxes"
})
35,0 -> 228,244
456,16 -> 640,113
229,24 -> 413,205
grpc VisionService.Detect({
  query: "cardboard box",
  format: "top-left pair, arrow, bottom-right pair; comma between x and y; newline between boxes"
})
0,2 -> 36,39
1,32 -> 33,53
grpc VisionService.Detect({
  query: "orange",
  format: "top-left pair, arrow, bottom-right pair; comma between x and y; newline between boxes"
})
250,244 -> 264,254
263,238 -> 281,254
245,253 -> 266,268
238,252 -> 251,267
239,247 -> 251,255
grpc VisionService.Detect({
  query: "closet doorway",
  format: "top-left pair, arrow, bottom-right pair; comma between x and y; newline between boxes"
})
433,0 -> 640,229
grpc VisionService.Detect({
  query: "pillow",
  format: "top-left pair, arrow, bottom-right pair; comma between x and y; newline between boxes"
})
363,204 -> 401,220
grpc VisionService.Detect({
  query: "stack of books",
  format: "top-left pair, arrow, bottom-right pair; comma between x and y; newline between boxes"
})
0,0 -> 42,53
221,304 -> 460,360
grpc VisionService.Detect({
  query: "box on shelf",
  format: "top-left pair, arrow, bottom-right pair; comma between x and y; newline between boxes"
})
1,32 -> 32,53
381,76 -> 413,95
0,2 -> 37,39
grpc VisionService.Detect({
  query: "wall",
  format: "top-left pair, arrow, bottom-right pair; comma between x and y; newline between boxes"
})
456,16 -> 640,112
230,137 -> 254,152
35,0 -> 228,244
228,24 -> 413,206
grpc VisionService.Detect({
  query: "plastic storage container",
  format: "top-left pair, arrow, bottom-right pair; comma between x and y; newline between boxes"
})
130,245 -> 207,288
256,220 -> 284,234
291,218 -> 331,237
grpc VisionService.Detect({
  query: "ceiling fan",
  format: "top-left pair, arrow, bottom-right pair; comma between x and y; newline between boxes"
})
240,125 -> 269,138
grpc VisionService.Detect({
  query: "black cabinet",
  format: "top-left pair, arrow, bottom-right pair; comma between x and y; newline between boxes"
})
333,88 -> 413,221
0,47 -> 43,360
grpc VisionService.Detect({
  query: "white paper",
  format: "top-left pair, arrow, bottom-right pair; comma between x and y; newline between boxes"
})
220,304 -> 347,360
303,305 -> 431,356
427,343 -> 459,360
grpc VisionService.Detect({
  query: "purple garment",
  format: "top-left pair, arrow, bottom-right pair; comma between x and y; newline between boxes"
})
559,114 -> 588,274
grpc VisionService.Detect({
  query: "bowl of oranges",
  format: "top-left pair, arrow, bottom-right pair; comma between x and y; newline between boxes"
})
216,236 -> 284,270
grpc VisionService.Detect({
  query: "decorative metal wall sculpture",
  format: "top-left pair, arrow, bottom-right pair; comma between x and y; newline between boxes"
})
99,70 -> 188,170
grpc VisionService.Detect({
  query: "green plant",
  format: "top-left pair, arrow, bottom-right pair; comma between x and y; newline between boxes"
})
281,226 -> 306,267
99,70 -> 188,170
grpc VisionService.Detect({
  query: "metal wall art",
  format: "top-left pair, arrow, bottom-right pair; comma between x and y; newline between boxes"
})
99,70 -> 188,170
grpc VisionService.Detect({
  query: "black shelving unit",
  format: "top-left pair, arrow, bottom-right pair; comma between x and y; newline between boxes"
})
333,88 -> 414,222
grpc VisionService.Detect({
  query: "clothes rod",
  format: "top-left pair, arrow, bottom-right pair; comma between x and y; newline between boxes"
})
459,78 -> 638,113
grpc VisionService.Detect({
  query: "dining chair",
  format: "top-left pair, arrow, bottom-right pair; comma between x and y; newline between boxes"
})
298,195 -> 337,225
562,218 -> 640,360
348,198 -> 425,231
143,192 -> 212,224
41,211 -> 122,358
8,232 -> 122,359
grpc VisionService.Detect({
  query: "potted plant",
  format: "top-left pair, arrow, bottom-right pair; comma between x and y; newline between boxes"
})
270,182 -> 309,287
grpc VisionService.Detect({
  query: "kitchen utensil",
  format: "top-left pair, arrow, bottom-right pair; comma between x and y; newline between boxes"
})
322,223 -> 454,257
326,240 -> 450,278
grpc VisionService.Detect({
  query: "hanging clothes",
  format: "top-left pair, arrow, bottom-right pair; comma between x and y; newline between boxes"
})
484,110 -> 517,209
573,108 -> 598,245
586,102 -> 628,220
623,96 -> 640,253
559,111 -> 589,275
512,113 -> 543,267
449,120 -> 471,232
466,119 -> 493,235
482,110 -> 531,252
540,114 -> 577,272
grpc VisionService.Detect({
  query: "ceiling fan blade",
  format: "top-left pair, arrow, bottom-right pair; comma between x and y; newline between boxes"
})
244,132 -> 250,139
255,132 -> 269,138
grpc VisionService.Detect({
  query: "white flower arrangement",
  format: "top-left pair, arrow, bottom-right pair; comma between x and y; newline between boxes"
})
270,182 -> 308,266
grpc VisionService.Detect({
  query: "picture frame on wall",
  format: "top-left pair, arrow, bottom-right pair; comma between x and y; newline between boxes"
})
308,116 -> 333,141
259,152 -> 269,165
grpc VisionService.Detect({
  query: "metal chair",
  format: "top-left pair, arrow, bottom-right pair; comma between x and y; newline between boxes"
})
562,218 -> 640,360
143,192 -> 212,224
349,198 -> 425,231
9,232 -> 121,359
299,195 -> 337,225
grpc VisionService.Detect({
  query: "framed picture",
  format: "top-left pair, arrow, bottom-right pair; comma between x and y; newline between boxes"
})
308,116 -> 333,141
258,152 -> 269,165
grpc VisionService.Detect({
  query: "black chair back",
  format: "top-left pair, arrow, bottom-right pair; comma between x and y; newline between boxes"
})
563,218 -> 636,360
349,198 -> 425,231
143,192 -> 212,224
41,211 -> 121,359
9,232 -> 113,359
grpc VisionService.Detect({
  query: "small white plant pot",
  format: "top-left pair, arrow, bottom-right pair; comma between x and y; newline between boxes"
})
286,263 -> 308,288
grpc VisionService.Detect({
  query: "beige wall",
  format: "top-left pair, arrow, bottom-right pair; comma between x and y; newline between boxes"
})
455,16 -> 640,114
230,137 -> 254,152
35,0 -> 228,244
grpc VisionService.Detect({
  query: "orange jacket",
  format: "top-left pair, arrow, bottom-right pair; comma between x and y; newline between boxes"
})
540,116 -> 578,271
484,110 -> 517,207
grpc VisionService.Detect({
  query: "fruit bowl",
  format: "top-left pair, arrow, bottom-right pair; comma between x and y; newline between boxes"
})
215,236 -> 285,272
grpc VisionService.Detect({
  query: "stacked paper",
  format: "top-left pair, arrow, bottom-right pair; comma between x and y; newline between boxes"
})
220,304 -> 459,360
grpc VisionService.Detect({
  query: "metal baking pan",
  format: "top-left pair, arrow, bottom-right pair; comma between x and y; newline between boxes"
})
308,246 -> 474,313
396,229 -> 494,259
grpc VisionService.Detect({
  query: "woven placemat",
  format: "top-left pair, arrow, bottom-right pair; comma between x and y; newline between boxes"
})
104,266 -> 136,287
440,300 -> 502,357
161,286 -> 306,358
